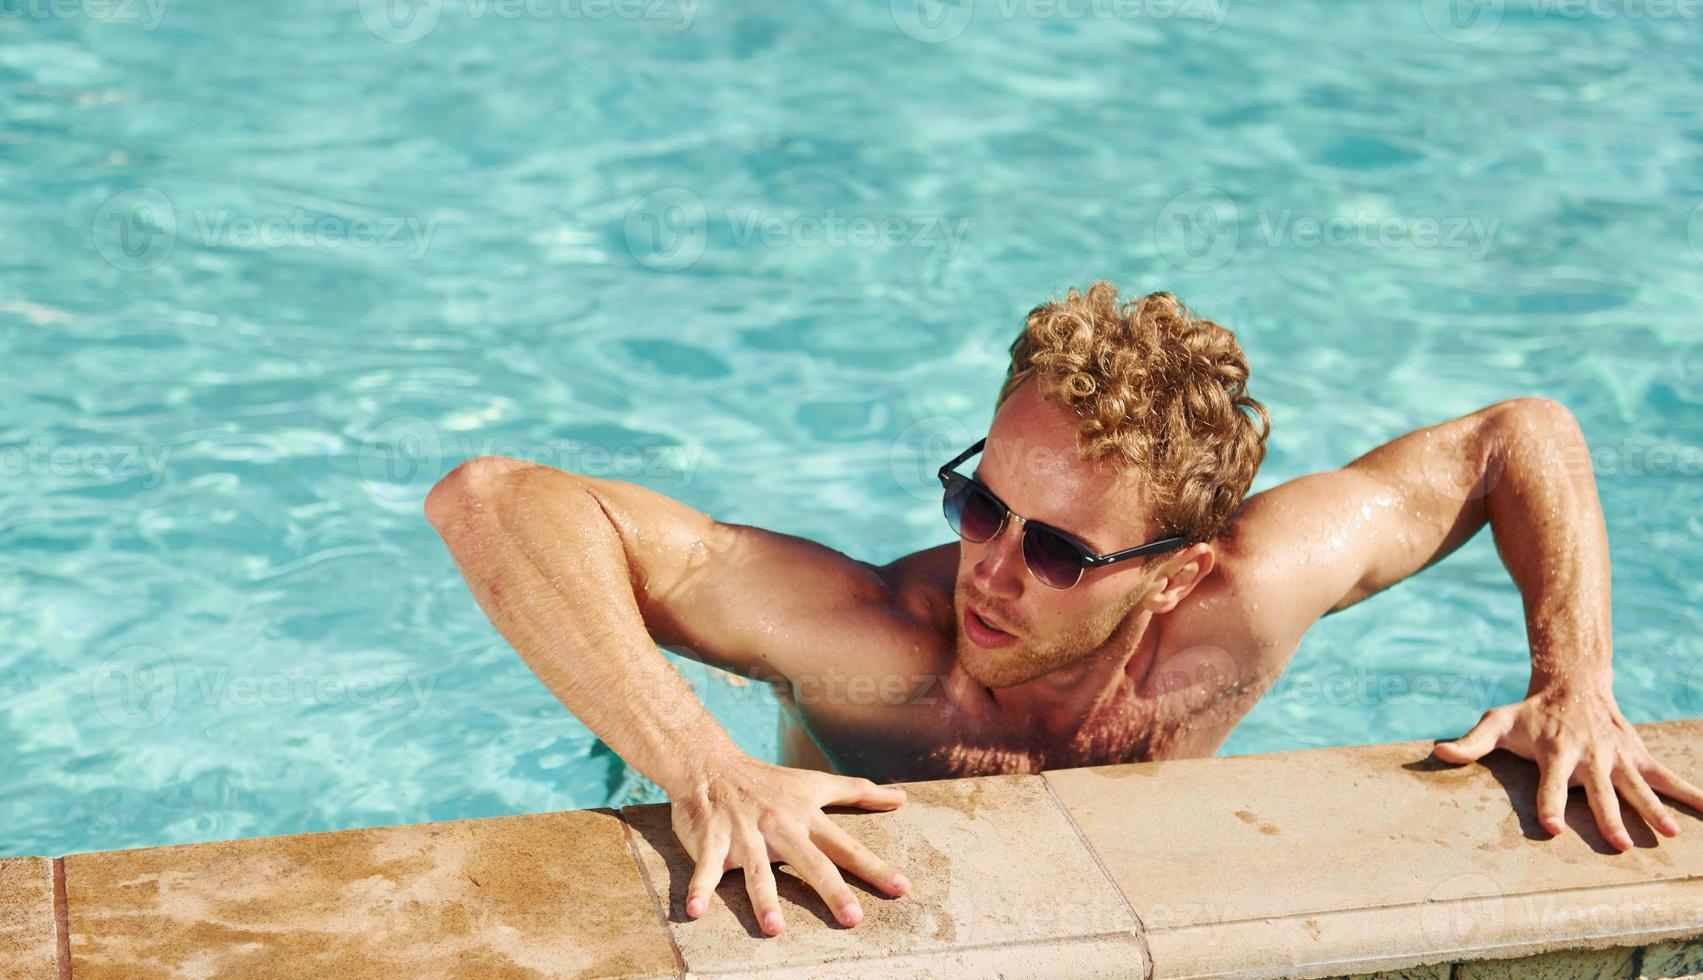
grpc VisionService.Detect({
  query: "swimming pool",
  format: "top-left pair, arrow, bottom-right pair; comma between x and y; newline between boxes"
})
3,0 -> 1701,858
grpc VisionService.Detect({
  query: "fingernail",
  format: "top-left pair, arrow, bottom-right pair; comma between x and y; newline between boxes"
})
893,873 -> 910,893
686,898 -> 703,917
842,903 -> 863,925
762,911 -> 783,934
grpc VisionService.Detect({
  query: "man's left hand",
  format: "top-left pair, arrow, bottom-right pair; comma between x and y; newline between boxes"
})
1433,684 -> 1703,851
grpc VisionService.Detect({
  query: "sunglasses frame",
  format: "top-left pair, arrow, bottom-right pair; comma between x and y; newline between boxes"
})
936,437 -> 1192,589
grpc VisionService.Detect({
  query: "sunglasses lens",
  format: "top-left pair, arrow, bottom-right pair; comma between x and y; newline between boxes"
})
1024,525 -> 1087,589
943,477 -> 1004,543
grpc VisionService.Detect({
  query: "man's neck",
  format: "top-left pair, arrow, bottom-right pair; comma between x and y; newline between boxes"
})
987,607 -> 1161,745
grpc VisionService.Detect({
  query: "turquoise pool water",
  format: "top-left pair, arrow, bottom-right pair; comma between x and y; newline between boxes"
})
3,1 -> 1702,858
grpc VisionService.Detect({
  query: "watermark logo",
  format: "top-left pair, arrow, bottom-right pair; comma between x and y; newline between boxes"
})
890,416 -> 975,501
625,187 -> 708,272
0,438 -> 172,488
358,0 -> 699,42
0,0 -> 169,28
93,188 -> 176,272
358,417 -> 444,503
1685,656 -> 1703,716
359,0 -> 443,42
890,0 -> 975,42
1423,0 -> 1703,42
1155,187 -> 1240,272
91,645 -> 177,730
1151,644 -> 1242,712
1420,0 -> 1505,42
623,188 -> 971,272
1419,872 -> 1506,948
891,0 -> 1229,42
93,189 -> 438,271
1153,187 -> 1501,272
1686,200 -> 1703,266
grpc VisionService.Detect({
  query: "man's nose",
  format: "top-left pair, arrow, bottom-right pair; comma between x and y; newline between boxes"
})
971,520 -> 1026,598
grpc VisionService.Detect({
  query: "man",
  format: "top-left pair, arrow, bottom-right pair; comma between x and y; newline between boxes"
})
425,282 -> 1701,937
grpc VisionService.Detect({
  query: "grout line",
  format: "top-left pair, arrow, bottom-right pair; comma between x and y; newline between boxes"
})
691,928 -> 1152,977
50,857 -> 71,980
1142,872 -> 1703,934
1038,775 -> 1154,980
616,810 -> 688,980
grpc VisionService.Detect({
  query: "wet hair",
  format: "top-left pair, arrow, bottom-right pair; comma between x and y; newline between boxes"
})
997,282 -> 1270,545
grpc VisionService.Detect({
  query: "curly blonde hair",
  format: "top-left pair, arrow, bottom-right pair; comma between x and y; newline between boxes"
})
997,282 -> 1270,545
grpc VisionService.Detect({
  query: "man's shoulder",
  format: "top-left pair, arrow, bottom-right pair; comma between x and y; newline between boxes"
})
876,541 -> 960,636
1154,520 -> 1308,696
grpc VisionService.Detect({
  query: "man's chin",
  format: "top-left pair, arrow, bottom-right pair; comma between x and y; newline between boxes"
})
956,640 -> 1044,689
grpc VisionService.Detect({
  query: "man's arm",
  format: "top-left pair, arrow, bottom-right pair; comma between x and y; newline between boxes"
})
425,456 -> 911,934
1229,398 -> 1702,848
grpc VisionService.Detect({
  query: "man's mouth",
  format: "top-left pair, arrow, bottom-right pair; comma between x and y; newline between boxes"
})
962,602 -> 1018,648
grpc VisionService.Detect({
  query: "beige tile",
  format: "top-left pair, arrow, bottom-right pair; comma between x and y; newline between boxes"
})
718,933 -> 1148,978
64,809 -> 679,980
1136,878 -> 1703,980
620,774 -> 1144,976
0,857 -> 59,980
1642,938 -> 1703,979
1456,945 -> 1638,979
1046,720 -> 1703,978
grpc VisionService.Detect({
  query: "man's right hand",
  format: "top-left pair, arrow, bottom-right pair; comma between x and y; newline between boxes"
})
669,754 -> 911,935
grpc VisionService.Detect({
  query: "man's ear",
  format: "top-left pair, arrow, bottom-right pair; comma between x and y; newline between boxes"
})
1143,543 -> 1215,613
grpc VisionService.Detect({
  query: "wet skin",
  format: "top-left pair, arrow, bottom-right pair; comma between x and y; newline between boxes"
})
427,382 -> 1703,935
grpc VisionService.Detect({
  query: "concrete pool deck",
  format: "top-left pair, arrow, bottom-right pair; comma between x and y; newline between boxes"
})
2,719 -> 1700,979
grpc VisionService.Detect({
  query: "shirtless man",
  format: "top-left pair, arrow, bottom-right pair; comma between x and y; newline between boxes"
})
425,282 -> 1702,936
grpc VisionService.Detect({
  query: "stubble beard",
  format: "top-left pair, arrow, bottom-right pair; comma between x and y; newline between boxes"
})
953,579 -> 1147,689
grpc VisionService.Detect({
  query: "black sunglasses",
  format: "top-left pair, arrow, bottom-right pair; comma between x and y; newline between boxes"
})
937,438 -> 1191,590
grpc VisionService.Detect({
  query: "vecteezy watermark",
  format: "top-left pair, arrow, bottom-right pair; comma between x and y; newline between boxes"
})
624,187 -> 709,272
190,666 -> 437,715
1421,0 -> 1703,43
890,416 -> 976,501
0,438 -> 172,488
92,647 -> 437,729
357,0 -> 699,43
1686,200 -> 1703,266
92,187 -> 438,272
1154,188 -> 1501,272
1419,873 -> 1507,948
622,187 -> 971,272
1154,187 -> 1240,272
357,417 -> 446,504
356,416 -> 705,503
1264,666 -> 1504,714
92,646 -> 178,730
726,210 -> 971,260
890,0 -> 1229,44
0,0 -> 168,28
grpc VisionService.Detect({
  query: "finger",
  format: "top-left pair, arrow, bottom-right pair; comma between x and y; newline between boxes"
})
772,825 -> 863,927
812,815 -> 910,897
738,830 -> 784,936
1535,747 -> 1579,836
1613,763 -> 1679,838
685,828 -> 730,919
1432,709 -> 1511,765
826,776 -> 906,811
1645,762 -> 1703,817
1585,760 -> 1632,851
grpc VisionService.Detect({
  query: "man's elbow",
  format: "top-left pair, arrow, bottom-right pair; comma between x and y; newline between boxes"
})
1490,397 -> 1580,437
424,455 -> 537,533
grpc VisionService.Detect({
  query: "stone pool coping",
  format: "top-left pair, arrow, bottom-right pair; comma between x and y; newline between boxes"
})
1,719 -> 1699,978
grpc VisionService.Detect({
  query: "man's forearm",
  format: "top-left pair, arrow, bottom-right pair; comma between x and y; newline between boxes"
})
425,457 -> 742,795
1482,399 -> 1614,690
